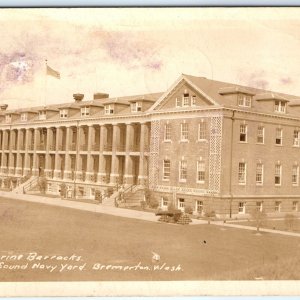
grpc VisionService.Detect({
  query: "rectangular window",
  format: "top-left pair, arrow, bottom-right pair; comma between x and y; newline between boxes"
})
6,114 -> 12,123
239,124 -> 247,142
105,105 -> 114,115
161,197 -> 168,208
293,130 -> 300,146
275,128 -> 282,145
178,198 -> 185,210
131,102 -> 142,112
238,162 -> 246,184
275,164 -> 282,185
238,94 -> 252,107
39,111 -> 46,120
238,202 -> 245,214
256,201 -> 263,212
275,100 -> 286,113
292,165 -> 299,186
163,159 -> 171,180
293,201 -> 298,212
197,161 -> 205,183
181,123 -> 189,141
183,93 -> 189,106
179,160 -> 187,182
257,126 -> 264,144
164,123 -> 171,141
275,201 -> 281,212
176,97 -> 181,107
256,163 -> 263,185
196,200 -> 203,214
60,109 -> 68,118
191,96 -> 196,106
21,113 -> 27,121
198,121 -> 207,140
81,107 -> 90,117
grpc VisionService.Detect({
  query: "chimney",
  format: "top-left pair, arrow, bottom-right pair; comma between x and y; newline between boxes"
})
0,104 -> 8,111
93,93 -> 109,100
73,93 -> 84,102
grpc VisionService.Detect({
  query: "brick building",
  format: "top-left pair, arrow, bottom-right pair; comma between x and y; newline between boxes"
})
1,74 -> 300,217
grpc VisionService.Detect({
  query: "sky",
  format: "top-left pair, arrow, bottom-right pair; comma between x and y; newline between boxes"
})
1,7 -> 300,109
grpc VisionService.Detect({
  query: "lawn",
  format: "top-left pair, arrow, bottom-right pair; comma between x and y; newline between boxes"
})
0,197 -> 299,281
230,218 -> 300,233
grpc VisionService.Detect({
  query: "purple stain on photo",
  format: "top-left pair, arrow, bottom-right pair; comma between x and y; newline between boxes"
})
280,77 -> 293,85
145,60 -> 163,71
0,51 -> 35,88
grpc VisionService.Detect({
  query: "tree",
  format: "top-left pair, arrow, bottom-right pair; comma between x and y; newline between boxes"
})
250,209 -> 267,232
38,176 -> 48,194
60,183 -> 67,199
285,214 -> 296,231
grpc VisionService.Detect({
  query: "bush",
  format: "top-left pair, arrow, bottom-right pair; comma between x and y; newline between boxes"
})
204,210 -> 216,218
184,205 -> 193,215
60,183 -> 67,198
250,209 -> 267,232
38,176 -> 47,194
285,214 -> 296,231
148,198 -> 159,209
140,200 -> 147,210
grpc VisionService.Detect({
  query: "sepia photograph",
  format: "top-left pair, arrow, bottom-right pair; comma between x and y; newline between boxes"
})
0,6 -> 300,296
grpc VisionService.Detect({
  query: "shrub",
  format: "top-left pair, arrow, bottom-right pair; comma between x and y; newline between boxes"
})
184,205 -> 193,215
285,214 -> 296,231
148,198 -> 159,209
140,200 -> 147,210
250,209 -> 267,232
60,183 -> 67,198
204,210 -> 216,218
173,210 -> 182,223
167,202 -> 175,212
38,176 -> 47,194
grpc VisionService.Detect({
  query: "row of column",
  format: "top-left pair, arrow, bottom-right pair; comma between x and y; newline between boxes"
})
0,122 -> 150,186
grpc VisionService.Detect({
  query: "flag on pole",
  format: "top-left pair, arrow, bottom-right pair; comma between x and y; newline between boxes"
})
46,65 -> 60,79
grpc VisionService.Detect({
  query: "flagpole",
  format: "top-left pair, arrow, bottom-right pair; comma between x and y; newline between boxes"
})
44,59 -> 48,107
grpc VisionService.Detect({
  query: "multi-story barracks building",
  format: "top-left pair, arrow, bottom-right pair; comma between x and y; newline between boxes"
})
1,73 -> 300,217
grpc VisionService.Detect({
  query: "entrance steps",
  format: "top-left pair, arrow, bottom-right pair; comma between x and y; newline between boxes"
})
12,176 -> 38,194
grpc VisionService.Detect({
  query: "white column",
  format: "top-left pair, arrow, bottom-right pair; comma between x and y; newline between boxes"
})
86,125 -> 95,182
124,123 -> 134,184
32,128 -> 40,176
64,126 -> 72,180
54,127 -> 62,179
110,124 -> 120,184
97,125 -> 107,183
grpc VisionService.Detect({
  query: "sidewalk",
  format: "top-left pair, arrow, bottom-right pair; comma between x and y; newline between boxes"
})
212,220 -> 300,238
0,191 -> 206,225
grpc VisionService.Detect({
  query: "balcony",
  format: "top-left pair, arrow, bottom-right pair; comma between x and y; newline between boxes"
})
36,143 -> 46,151
103,144 -> 112,151
92,144 -> 100,151
27,145 -> 34,151
116,144 -> 126,152
70,143 -> 76,151
77,171 -> 86,181
90,173 -> 98,182
129,144 -> 140,152
58,144 -> 66,151
80,144 -> 88,151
